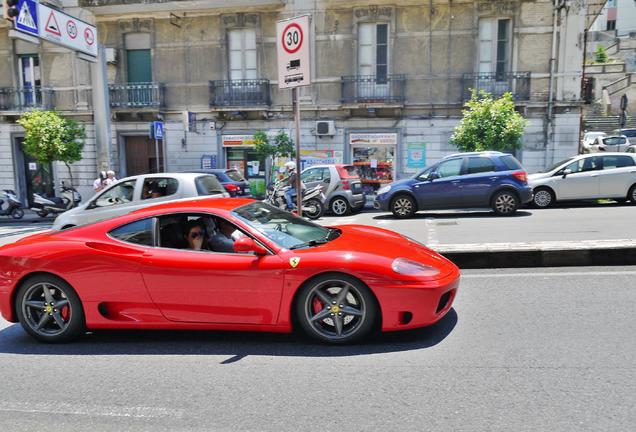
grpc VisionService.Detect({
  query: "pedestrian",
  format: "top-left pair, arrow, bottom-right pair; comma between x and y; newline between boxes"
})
93,171 -> 107,193
104,170 -> 117,187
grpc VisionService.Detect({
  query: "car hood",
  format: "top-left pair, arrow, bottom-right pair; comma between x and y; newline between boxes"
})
322,224 -> 458,277
527,172 -> 551,182
386,178 -> 416,189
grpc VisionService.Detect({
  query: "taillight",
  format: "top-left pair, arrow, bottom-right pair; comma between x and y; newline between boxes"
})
342,180 -> 350,190
225,184 -> 240,193
512,171 -> 527,184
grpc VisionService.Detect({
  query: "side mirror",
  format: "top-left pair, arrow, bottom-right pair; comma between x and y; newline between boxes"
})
429,172 -> 440,181
233,236 -> 268,255
562,169 -> 572,178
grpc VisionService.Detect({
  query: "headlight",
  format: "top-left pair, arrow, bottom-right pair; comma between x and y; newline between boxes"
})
377,185 -> 391,195
392,258 -> 440,277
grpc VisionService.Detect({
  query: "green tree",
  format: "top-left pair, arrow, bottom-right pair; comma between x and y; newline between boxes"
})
253,130 -> 294,159
17,110 -> 85,201
593,45 -> 609,64
450,91 -> 527,152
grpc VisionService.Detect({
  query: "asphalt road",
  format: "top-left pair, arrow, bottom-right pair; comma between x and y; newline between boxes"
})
0,267 -> 634,431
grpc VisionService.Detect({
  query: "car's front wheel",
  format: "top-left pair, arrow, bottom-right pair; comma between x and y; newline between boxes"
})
628,184 -> 636,205
296,274 -> 377,344
390,194 -> 417,218
15,275 -> 85,343
492,190 -> 519,216
532,187 -> 555,209
330,197 -> 351,216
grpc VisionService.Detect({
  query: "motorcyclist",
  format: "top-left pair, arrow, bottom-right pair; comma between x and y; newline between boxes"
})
283,161 -> 302,210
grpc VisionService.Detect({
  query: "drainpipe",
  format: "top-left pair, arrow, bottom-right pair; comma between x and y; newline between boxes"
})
545,0 -> 563,169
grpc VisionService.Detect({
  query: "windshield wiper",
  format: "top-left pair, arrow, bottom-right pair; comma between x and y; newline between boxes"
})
289,239 -> 329,250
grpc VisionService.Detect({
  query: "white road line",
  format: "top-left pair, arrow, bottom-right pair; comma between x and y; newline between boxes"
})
0,401 -> 184,419
425,218 -> 438,246
462,270 -> 636,279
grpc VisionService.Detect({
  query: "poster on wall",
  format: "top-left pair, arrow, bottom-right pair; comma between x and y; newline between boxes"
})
407,143 -> 427,169
349,133 -> 398,146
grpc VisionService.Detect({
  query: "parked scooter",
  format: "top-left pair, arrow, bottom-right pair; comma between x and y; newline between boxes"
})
0,190 -> 24,219
265,180 -> 325,220
31,181 -> 81,218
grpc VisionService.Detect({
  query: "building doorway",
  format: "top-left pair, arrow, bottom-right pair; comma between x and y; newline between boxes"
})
123,135 -> 163,176
13,137 -> 54,206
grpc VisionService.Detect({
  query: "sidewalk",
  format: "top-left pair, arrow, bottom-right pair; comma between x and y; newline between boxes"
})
0,210 -> 55,224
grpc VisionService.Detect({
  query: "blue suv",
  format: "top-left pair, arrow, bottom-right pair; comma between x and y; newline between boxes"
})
374,152 -> 533,218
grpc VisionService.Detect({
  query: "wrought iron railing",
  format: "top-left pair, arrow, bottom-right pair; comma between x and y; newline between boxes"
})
341,74 -> 406,104
462,72 -> 531,101
0,87 -> 54,110
209,79 -> 270,107
108,82 -> 164,109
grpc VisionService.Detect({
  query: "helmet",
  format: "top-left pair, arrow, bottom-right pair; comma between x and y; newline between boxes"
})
284,161 -> 296,171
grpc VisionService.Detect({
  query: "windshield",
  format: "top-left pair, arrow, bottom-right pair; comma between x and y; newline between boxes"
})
232,202 -> 338,249
195,175 -> 226,195
540,157 -> 575,173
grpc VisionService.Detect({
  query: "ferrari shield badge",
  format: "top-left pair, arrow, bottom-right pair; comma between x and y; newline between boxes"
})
289,257 -> 300,268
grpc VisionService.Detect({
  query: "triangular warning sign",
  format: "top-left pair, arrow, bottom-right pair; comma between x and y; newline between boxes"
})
17,2 -> 37,30
45,11 -> 61,37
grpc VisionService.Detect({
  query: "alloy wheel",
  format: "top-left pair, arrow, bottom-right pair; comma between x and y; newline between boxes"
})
393,197 -> 413,217
534,190 -> 552,208
21,282 -> 72,338
331,198 -> 349,216
495,193 -> 517,214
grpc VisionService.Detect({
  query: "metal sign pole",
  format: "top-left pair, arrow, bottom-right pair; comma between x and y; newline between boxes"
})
155,138 -> 160,172
293,87 -> 302,216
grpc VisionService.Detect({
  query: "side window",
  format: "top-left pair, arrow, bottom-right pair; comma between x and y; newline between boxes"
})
563,159 -> 583,174
109,218 -> 154,246
322,168 -> 331,182
302,169 -> 322,182
141,178 -> 179,200
416,167 -> 434,181
466,157 -> 496,174
195,175 -> 225,196
94,180 -> 136,208
436,159 -> 463,178
158,213 -> 246,254
602,155 -> 635,169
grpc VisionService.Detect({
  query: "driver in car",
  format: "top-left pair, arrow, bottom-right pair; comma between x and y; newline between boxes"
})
210,219 -> 243,253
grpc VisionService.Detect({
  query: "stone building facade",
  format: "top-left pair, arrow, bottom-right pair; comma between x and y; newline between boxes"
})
0,0 -> 605,202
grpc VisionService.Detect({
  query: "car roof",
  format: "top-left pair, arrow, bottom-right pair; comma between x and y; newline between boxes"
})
442,151 -> 506,159
130,197 -> 254,215
117,172 -> 217,183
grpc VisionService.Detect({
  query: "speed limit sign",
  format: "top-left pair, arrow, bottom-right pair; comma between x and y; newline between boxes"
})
276,15 -> 311,89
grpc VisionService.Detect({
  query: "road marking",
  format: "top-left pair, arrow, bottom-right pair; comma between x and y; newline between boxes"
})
462,270 -> 636,279
0,226 -> 49,239
425,218 -> 438,246
0,401 -> 184,419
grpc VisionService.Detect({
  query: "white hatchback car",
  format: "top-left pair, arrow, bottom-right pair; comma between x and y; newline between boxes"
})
53,173 -> 228,230
528,153 -> 636,208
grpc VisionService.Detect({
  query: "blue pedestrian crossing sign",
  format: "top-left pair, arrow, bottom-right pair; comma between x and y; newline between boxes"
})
152,121 -> 164,140
15,0 -> 39,37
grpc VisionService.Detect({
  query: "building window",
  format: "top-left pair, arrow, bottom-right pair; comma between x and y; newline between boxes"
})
18,55 -> 41,106
228,29 -> 257,80
606,20 -> 616,31
358,23 -> 388,82
479,18 -> 511,80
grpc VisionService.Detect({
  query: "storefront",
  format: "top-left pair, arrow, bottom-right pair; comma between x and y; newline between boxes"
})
348,132 -> 397,194
221,134 -> 267,197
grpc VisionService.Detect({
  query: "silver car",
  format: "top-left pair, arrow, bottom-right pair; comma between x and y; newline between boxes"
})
528,153 -> 636,208
52,173 -> 228,230
301,164 -> 365,216
583,135 -> 630,153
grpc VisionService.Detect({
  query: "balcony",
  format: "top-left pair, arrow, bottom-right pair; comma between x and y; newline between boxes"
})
108,82 -> 164,109
0,87 -> 54,111
462,72 -> 531,101
341,74 -> 406,105
209,79 -> 270,108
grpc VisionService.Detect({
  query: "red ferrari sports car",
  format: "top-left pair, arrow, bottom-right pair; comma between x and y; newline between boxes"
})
0,198 -> 459,344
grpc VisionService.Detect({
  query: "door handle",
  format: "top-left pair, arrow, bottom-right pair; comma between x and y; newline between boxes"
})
489,177 -> 499,181
451,180 -> 461,184
590,174 -> 599,177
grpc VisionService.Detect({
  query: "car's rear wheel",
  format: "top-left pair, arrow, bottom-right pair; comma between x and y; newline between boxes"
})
492,190 -> 519,216
330,197 -> 351,216
296,274 -> 377,344
303,198 -> 324,220
391,194 -> 417,218
15,275 -> 85,343
532,187 -> 555,209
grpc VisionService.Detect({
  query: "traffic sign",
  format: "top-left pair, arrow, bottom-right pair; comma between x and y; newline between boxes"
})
14,0 -> 38,36
153,121 -> 165,140
37,2 -> 97,58
276,15 -> 311,89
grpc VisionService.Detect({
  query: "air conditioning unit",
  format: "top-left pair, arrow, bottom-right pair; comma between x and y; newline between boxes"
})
315,120 -> 335,136
105,48 -> 118,64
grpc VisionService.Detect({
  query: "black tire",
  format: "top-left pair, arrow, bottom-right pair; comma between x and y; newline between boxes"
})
532,187 -> 555,209
10,207 -> 24,219
491,190 -> 520,216
350,204 -> 365,215
330,197 -> 351,216
15,274 -> 85,343
628,184 -> 636,205
295,273 -> 377,344
390,194 -> 417,218
304,198 -> 324,220
36,210 -> 48,218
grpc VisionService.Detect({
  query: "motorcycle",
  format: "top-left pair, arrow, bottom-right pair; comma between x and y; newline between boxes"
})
31,181 -> 82,218
0,190 -> 24,219
265,180 -> 325,220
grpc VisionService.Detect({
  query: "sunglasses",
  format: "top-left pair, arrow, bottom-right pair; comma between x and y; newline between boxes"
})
189,231 -> 203,239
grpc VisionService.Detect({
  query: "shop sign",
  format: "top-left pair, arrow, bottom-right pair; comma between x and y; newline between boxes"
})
407,143 -> 427,169
350,133 -> 397,146
222,135 -> 255,147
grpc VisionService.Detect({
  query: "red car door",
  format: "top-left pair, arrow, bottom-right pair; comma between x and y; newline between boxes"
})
139,248 -> 286,325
